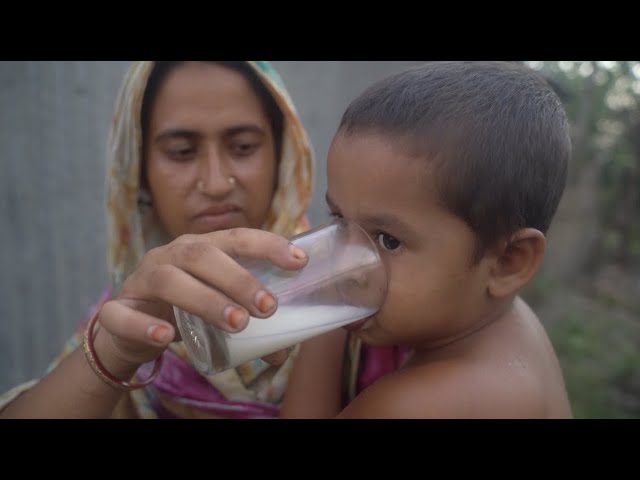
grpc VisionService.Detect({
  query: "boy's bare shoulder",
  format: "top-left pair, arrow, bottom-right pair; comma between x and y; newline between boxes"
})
336,355 -> 544,418
337,300 -> 571,419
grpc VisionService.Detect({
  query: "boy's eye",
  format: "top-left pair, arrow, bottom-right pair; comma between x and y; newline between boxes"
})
376,232 -> 401,251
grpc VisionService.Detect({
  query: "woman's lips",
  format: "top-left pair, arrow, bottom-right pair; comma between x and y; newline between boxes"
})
192,205 -> 243,231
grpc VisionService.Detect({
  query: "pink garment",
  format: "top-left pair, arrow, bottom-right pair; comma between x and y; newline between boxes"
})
357,345 -> 413,394
139,351 -> 280,419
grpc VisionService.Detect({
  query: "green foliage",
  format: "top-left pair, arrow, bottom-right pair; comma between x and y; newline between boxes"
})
521,271 -> 557,306
546,304 -> 640,419
527,61 -> 640,269
520,63 -> 639,418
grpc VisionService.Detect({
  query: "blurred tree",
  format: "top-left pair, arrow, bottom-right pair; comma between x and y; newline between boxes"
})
523,62 -> 640,418
527,61 -> 640,272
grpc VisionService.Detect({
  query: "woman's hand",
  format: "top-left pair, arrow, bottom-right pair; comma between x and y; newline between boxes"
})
94,228 -> 308,368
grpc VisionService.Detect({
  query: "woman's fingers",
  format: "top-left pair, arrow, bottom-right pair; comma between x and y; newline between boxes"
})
160,243 -> 277,320
201,228 -> 308,271
126,264 -> 252,333
97,299 -> 176,365
144,228 -> 309,321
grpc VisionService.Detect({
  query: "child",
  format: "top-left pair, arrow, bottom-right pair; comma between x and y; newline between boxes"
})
280,61 -> 573,418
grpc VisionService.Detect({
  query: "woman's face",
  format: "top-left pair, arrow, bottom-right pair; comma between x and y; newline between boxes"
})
144,62 -> 278,238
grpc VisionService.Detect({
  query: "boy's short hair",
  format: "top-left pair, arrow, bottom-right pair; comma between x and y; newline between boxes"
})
338,61 -> 571,261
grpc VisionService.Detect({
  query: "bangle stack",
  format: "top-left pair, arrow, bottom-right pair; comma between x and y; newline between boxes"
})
82,310 -> 163,391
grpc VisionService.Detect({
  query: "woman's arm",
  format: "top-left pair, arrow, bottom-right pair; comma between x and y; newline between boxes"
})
279,328 -> 348,418
0,325 -> 140,418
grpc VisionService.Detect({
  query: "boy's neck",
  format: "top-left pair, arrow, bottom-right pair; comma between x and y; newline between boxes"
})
412,295 -> 517,355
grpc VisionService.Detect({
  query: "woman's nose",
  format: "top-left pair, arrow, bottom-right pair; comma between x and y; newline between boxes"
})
197,148 -> 235,197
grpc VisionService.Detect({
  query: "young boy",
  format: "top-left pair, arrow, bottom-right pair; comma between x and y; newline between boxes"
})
280,61 -> 573,418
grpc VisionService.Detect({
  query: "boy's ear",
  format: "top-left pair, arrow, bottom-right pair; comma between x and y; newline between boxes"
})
487,228 -> 546,299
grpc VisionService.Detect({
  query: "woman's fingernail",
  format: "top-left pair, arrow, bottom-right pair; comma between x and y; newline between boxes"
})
254,290 -> 276,313
147,325 -> 171,344
224,306 -> 248,330
289,243 -> 307,260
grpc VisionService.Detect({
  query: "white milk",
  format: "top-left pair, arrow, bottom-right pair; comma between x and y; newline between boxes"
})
209,304 -> 373,371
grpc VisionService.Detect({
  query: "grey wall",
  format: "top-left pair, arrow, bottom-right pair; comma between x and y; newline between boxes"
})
0,61 -> 422,393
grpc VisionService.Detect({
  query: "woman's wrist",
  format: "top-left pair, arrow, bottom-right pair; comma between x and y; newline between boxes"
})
91,327 -> 142,382
82,309 -> 164,392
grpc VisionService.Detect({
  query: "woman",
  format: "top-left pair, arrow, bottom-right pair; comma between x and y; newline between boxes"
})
0,61 -> 314,418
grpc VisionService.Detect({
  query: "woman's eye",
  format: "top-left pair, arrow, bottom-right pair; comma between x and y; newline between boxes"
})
376,232 -> 401,251
232,142 -> 259,156
168,147 -> 195,161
